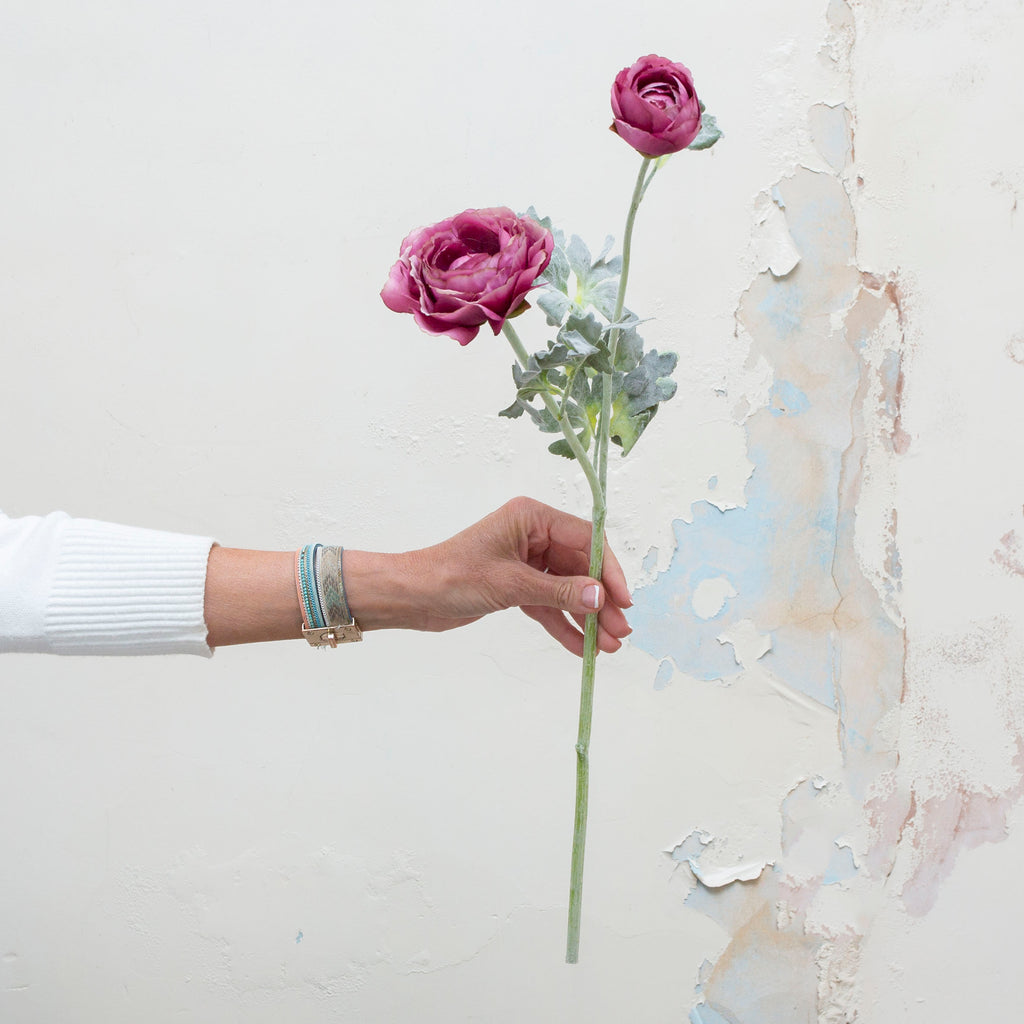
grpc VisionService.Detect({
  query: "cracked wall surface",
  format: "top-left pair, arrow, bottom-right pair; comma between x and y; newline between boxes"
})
633,98 -> 911,1023
631,1 -> 1024,1020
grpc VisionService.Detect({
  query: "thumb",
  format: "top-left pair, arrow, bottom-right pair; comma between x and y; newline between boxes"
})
505,563 -> 603,615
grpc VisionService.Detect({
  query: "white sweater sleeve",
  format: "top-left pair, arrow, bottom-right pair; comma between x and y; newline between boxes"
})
0,510 -> 216,656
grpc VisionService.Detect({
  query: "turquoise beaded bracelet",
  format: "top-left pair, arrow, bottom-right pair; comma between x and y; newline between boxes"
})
295,544 -> 363,647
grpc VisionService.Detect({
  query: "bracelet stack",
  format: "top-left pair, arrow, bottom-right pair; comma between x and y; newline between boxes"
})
295,544 -> 363,647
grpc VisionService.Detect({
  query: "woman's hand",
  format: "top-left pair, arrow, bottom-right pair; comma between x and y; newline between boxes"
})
344,497 -> 632,657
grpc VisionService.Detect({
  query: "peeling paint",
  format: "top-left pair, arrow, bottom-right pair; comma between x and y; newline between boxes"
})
629,3 -> 934,1015
690,858 -> 775,890
653,658 -> 675,691
750,192 -> 802,278
690,1002 -> 734,1024
822,845 -> 858,886
670,828 -> 776,890
668,829 -> 715,864
808,102 -> 854,174
692,576 -> 739,620
700,905 -> 822,1023
658,150 -> 908,1011
716,619 -> 772,670
815,935 -> 861,1024
633,163 -> 906,728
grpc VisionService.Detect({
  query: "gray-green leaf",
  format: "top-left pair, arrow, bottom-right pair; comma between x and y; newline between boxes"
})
537,289 -> 571,327
566,235 -> 593,280
688,108 -> 723,151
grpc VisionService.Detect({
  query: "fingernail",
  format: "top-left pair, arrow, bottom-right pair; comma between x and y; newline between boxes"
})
584,585 -> 600,610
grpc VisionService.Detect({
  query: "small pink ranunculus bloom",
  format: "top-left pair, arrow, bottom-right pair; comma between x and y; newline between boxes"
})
381,208 -> 554,346
611,54 -> 702,157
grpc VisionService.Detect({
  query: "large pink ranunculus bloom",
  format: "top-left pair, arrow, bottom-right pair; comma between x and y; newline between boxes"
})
610,55 -> 702,157
381,208 -> 554,346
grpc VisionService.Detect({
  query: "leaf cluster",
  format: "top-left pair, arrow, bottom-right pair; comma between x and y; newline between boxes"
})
501,212 -> 678,460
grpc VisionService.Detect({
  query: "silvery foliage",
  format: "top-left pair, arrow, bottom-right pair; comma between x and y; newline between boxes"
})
687,102 -> 723,151
500,209 -> 678,459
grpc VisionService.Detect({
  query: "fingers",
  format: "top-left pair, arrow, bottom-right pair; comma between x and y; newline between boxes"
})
508,497 -> 632,612
522,604 -> 630,658
528,539 -> 590,578
596,600 -> 631,642
531,541 -> 633,621
570,605 -> 631,651
598,539 -> 632,611
488,498 -> 633,659
500,562 -> 605,618
523,606 -> 586,657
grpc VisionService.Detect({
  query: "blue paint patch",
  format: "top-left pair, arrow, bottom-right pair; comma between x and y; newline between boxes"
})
708,475 -> 719,490
654,658 -> 675,691
295,931 -> 303,944
811,104 -> 850,174
630,500 -> 776,683
888,541 -> 903,582
840,722 -> 873,757
780,186 -> 856,283
768,379 -> 810,416
631,433 -> 842,702
691,1003 -> 734,1024
669,830 -> 712,862
756,277 -> 804,338
760,626 -> 838,709
823,845 -> 858,886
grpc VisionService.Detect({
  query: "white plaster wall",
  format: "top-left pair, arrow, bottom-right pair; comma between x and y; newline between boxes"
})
1,1 -> 1021,1021
852,1 -> 1024,1018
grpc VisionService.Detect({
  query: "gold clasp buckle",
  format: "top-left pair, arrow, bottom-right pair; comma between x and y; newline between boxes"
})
302,622 -> 363,647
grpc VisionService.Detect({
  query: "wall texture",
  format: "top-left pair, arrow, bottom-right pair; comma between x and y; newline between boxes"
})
2,1 -> 1022,1021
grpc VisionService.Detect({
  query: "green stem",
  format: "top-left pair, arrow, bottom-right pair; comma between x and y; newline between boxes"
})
502,320 -> 605,966
503,153 -> 653,962
600,155 -> 652,494
567,154 -> 653,964
566,501 -> 603,964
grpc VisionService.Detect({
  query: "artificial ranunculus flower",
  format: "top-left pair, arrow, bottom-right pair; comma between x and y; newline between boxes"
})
610,54 -> 702,157
381,207 -> 553,346
383,58 -> 720,963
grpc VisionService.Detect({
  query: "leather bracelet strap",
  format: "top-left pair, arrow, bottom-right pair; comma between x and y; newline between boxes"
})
295,543 -> 362,648
319,546 -> 354,626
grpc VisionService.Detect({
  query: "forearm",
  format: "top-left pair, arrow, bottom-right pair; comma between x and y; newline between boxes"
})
202,546 -> 424,647
202,546 -> 302,647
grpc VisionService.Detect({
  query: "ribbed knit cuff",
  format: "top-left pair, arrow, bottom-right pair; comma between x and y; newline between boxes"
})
45,519 -> 216,656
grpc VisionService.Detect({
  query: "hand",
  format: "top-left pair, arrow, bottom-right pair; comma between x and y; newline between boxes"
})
344,497 -> 632,657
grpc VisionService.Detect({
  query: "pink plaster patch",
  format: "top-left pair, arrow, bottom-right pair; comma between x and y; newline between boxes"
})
993,529 -> 1024,576
900,739 -> 1024,916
